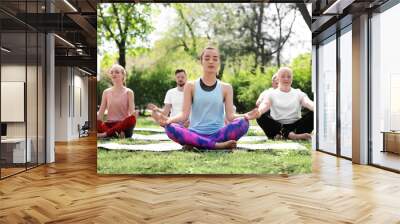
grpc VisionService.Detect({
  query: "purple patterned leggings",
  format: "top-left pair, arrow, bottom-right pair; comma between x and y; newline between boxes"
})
165,118 -> 249,149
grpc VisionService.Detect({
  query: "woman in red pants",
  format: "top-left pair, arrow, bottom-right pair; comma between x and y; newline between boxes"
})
97,64 -> 136,138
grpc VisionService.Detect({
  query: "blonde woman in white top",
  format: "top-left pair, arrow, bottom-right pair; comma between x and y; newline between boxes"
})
251,67 -> 314,140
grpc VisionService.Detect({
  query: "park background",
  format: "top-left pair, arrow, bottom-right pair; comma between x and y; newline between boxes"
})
96,3 -> 313,174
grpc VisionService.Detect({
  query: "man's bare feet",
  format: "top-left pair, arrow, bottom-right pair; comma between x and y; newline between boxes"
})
97,132 -> 107,138
288,132 -> 312,140
215,140 -> 237,149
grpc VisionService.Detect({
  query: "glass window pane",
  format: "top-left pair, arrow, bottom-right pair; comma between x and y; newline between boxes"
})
371,4 -> 400,171
318,36 -> 337,154
27,31 -> 38,169
1,30 -> 27,177
0,0 -> 46,179
38,32 -> 45,165
340,28 -> 352,158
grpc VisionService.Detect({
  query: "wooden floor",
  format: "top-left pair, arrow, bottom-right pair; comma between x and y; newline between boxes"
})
1,167 -> 26,178
1,136 -> 400,223
372,150 -> 400,171
1,163 -> 44,178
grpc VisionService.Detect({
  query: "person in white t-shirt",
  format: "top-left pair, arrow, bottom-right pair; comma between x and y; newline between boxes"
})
253,67 -> 314,140
255,73 -> 279,107
147,69 -> 189,126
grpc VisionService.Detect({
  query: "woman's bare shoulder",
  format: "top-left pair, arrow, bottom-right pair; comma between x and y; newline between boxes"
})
125,87 -> 134,94
219,81 -> 233,91
184,81 -> 195,90
103,87 -> 112,95
187,81 -> 195,86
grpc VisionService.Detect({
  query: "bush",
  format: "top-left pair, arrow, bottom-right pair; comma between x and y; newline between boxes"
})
127,66 -> 175,114
291,53 -> 312,100
97,77 -> 111,108
225,67 -> 278,113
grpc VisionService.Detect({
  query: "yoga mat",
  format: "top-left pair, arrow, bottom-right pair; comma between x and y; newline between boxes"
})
98,142 -> 307,152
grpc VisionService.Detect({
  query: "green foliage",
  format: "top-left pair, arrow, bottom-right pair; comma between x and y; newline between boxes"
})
99,53 -> 119,80
97,78 -> 111,107
291,53 -> 312,100
126,66 -> 175,114
99,52 -> 311,114
98,3 -> 154,67
98,3 -> 154,48
100,53 -> 118,70
225,67 -> 278,113
98,4 -> 312,114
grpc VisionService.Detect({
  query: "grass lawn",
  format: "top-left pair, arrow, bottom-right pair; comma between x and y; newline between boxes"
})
135,116 -> 160,129
97,140 -> 312,175
97,115 -> 312,175
97,148 -> 311,174
249,119 -> 258,127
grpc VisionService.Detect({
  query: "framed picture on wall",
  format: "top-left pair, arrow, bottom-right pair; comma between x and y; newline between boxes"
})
1,81 -> 25,122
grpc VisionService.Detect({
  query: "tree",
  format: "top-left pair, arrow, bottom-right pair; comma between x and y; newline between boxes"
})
159,3 -> 297,77
237,3 -> 297,71
198,3 -> 297,73
98,3 -> 154,68
172,3 -> 199,59
167,4 -> 238,78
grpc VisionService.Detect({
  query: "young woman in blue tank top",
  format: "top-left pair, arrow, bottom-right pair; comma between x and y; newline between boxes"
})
151,46 -> 260,150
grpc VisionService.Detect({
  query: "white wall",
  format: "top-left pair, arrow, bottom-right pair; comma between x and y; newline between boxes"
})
55,67 -> 89,141
55,67 -> 69,141
1,65 -> 28,138
46,33 -> 55,163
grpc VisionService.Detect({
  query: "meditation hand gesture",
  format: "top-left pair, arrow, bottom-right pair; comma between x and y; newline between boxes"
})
244,108 -> 261,120
151,110 -> 169,127
159,116 -> 170,127
147,103 -> 158,111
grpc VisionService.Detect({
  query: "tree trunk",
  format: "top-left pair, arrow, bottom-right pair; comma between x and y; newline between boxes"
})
276,5 -> 283,68
277,49 -> 281,67
218,61 -> 225,79
255,4 -> 264,73
118,41 -> 126,68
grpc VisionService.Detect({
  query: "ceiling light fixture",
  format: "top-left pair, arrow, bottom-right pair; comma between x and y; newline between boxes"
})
322,0 -> 355,15
63,0 -> 78,12
54,34 -> 75,48
78,67 -> 93,76
1,47 -> 11,53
